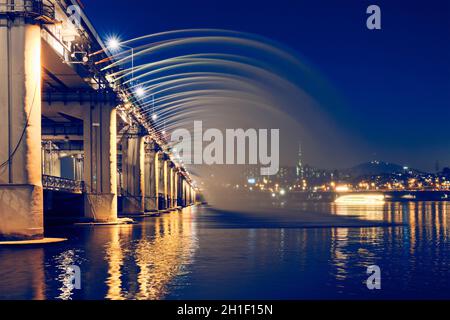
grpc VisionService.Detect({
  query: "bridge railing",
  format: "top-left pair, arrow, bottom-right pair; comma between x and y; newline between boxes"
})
0,0 -> 55,23
42,175 -> 84,194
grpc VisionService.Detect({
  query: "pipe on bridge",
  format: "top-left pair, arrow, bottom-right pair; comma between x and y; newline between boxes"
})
0,2 -> 197,241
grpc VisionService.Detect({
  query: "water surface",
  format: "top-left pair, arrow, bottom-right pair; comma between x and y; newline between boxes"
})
0,202 -> 449,300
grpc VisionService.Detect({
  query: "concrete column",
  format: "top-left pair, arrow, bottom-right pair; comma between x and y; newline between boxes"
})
163,158 -> 169,209
42,142 -> 61,177
189,185 -> 194,205
171,168 -> 178,208
187,184 -> 192,205
74,154 -> 84,181
154,150 -> 160,210
83,103 -> 118,222
156,152 -> 165,210
182,179 -> 187,207
144,141 -> 158,211
168,168 -> 173,208
177,173 -> 183,207
121,134 -> 145,214
170,166 -> 175,208
0,16 -> 43,240
185,181 -> 189,205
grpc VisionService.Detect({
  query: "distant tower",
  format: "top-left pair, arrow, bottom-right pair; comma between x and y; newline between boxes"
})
296,143 -> 304,179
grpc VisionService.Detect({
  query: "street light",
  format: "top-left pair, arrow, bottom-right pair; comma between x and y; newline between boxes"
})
151,95 -> 157,120
107,37 -> 120,50
135,87 -> 145,97
106,36 -> 135,83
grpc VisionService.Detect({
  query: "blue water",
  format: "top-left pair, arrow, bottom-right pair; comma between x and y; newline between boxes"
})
0,202 -> 449,300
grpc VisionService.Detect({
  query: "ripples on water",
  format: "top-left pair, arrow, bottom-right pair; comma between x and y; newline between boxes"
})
0,202 -> 449,300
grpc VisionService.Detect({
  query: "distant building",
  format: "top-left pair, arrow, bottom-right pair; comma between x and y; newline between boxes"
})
296,143 -> 304,179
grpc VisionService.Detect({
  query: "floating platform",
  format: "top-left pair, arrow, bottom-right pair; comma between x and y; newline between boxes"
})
119,208 -> 182,218
74,217 -> 135,226
0,238 -> 67,246
119,212 -> 160,218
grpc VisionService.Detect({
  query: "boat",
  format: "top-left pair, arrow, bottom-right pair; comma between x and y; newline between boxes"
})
334,194 -> 385,205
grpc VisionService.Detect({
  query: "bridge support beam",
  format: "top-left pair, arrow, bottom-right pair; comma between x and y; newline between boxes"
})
144,141 -> 158,211
187,183 -> 192,205
156,152 -> 165,210
122,135 -> 145,214
83,104 -> 118,222
193,188 -> 197,204
162,156 -> 169,209
182,179 -> 188,207
165,161 -> 172,208
173,170 -> 180,207
176,173 -> 183,207
170,167 -> 177,208
0,18 -> 43,240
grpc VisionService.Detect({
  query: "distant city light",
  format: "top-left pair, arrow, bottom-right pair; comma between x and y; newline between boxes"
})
271,193 -> 276,197
279,189 -> 286,195
335,185 -> 350,192
248,178 -> 256,184
152,113 -> 158,121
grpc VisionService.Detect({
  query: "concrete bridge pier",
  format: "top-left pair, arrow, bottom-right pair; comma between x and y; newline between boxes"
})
156,152 -> 167,210
176,173 -> 183,207
166,161 -> 173,208
191,188 -> 196,205
187,183 -> 195,205
0,15 -> 43,240
182,179 -> 188,207
83,103 -> 118,222
121,134 -> 145,214
41,141 -> 61,176
187,183 -> 192,205
174,171 -> 180,207
162,156 -> 170,209
170,167 -> 178,208
144,140 -> 158,211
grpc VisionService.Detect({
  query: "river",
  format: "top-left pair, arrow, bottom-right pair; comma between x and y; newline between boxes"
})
0,201 -> 449,300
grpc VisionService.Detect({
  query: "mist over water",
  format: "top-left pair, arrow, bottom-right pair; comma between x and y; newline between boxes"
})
98,29 -> 360,212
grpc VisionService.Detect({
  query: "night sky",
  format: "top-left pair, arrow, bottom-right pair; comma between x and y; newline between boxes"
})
83,0 -> 450,171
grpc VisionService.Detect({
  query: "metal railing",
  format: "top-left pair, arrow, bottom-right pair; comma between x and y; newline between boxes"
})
0,0 -> 55,23
43,175 -> 84,194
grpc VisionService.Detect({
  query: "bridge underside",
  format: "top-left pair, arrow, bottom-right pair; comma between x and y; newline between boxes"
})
0,5 -> 196,241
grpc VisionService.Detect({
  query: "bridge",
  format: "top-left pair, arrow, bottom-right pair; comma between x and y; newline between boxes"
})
0,0 -> 197,241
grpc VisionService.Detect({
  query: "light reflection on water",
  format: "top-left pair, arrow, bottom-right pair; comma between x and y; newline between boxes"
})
101,209 -> 197,300
0,203 -> 449,300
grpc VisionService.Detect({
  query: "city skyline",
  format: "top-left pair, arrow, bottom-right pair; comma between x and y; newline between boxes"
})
84,0 -> 450,172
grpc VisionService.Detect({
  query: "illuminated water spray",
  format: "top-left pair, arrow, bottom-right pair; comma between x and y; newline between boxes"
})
92,29 -> 339,209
